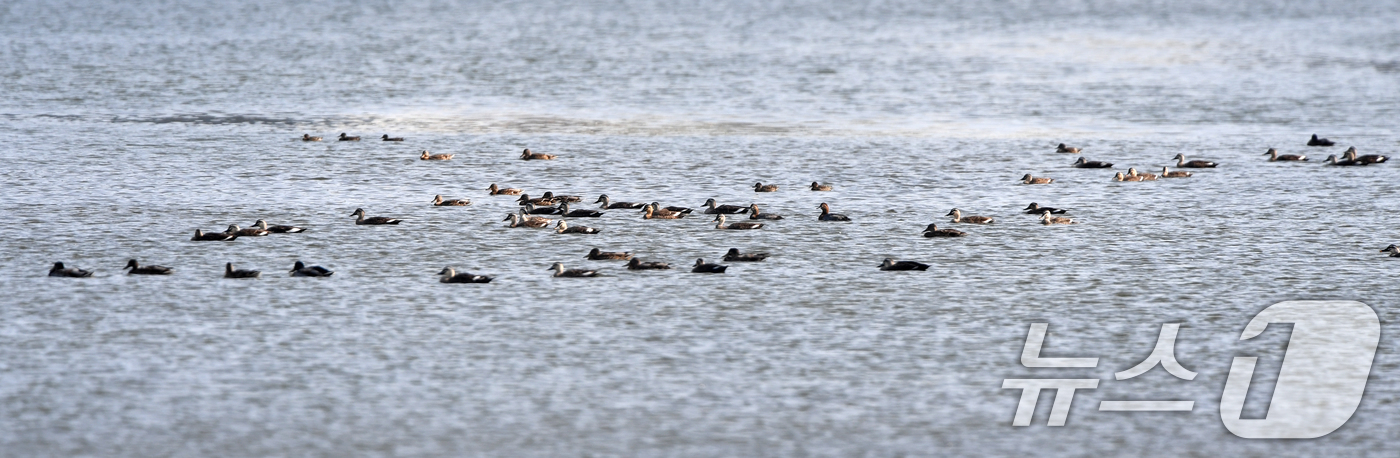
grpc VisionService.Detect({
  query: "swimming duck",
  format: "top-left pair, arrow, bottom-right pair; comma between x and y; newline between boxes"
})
1021,174 -> 1054,184
1382,245 -> 1400,257
703,198 -> 749,214
1073,157 -> 1114,168
516,194 -> 555,205
651,202 -> 694,214
754,182 -> 778,192
747,204 -> 783,220
1039,211 -> 1075,225
504,213 -> 552,228
1263,148 -> 1307,161
522,203 -> 563,215
225,224 -> 269,237
1172,154 -> 1218,168
642,204 -> 687,219
879,258 -> 929,271
290,261 -> 333,277
420,150 -> 453,160
691,258 -> 728,273
817,202 -> 851,221
946,209 -> 993,224
1324,155 -> 1364,166
1160,167 -> 1192,178
488,183 -> 524,196
224,262 -> 261,278
626,258 -> 672,270
586,248 -> 632,260
596,194 -> 645,209
382,134 -> 405,142
520,148 -> 556,160
810,182 -> 834,191
1113,172 -> 1143,182
1024,203 -> 1067,214
549,263 -> 598,277
253,220 -> 305,233
302,134 -> 322,142
559,203 -> 603,218
49,262 -> 93,277
723,248 -> 769,262
714,214 -> 763,230
1307,134 -> 1335,147
350,208 -> 402,225
192,229 -> 238,241
338,133 -> 360,141
438,267 -> 492,283
541,192 -> 582,203
432,195 -> 470,206
555,220 -> 600,234
1056,143 -> 1081,154
1127,168 -> 1158,180
1342,147 -> 1388,164
125,259 -> 173,275
921,223 -> 967,237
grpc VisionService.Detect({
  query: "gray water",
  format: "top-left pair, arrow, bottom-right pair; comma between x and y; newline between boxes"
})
2,0 -> 1399,456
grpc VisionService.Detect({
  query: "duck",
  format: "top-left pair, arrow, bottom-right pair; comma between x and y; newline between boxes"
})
555,220 -> 600,234
703,198 -> 749,214
504,213 -> 552,228
1342,147 -> 1388,164
1073,157 -> 1113,168
1056,143 -> 1081,154
1381,245 -> 1400,257
521,203 -> 563,215
516,193 -> 555,206
125,259 -> 173,275
338,133 -> 360,141
192,229 -> 237,241
651,202 -> 694,214
691,258 -> 728,273
1024,203 -> 1067,214
49,262 -> 93,277
810,182 -> 834,191
302,133 -> 322,142
596,194 -> 645,209
520,148 -> 556,160
420,150 -> 453,160
1127,168 -> 1158,180
1172,154 -> 1218,168
921,223 -> 967,237
225,224 -> 269,237
549,262 -> 598,277
488,183 -> 524,196
879,259 -> 929,271
753,182 -> 779,192
350,208 -> 402,225
290,261 -> 333,277
381,134 -> 405,142
1324,154 -> 1364,166
432,195 -> 470,206
438,267 -> 492,283
586,248 -> 632,261
1307,134 -> 1335,147
541,191 -> 582,203
817,202 -> 851,221
559,203 -> 603,218
714,214 -> 763,230
723,248 -> 769,262
1021,174 -> 1053,184
1113,172 -> 1143,182
1160,167 -> 1192,178
642,204 -> 687,219
224,262 -> 261,278
253,220 -> 306,233
1039,211 -> 1075,225
946,209 -> 993,224
1263,148 -> 1307,161
626,258 -> 672,270
747,204 -> 783,220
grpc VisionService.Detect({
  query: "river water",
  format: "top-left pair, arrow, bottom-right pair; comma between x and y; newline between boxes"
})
2,0 -> 1399,456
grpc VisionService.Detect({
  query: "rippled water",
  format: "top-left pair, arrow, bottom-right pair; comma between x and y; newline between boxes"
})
2,0 -> 1399,456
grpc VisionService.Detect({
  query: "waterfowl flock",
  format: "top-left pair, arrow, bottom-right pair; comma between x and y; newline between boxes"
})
48,133 -> 1394,281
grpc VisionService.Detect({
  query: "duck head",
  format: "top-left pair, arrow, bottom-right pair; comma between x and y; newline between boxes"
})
291,261 -> 306,272
350,208 -> 365,217
125,259 -> 139,269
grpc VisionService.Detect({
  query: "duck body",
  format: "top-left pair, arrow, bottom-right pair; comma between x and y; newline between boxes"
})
555,221 -> 601,234
351,208 -> 402,225
1264,148 -> 1307,161
549,263 -> 598,277
642,204 -> 687,219
1307,134 -> 1335,146
1127,168 -> 1158,180
714,215 -> 763,230
488,183 -> 524,196
627,258 -> 672,270
1324,155 -> 1364,166
302,134 -> 322,141
922,224 -> 967,237
438,267 -> 492,283
1039,212 -> 1075,225
653,202 -> 694,214
49,262 -> 93,277
420,151 -> 453,160
810,182 -> 833,191
290,261 -> 333,277
254,220 -> 306,233
516,194 -> 554,205
1173,154 -> 1218,168
193,229 -> 238,241
1113,172 -> 1143,182
1073,157 -> 1113,168
1056,143 -> 1081,154
520,148 -> 557,160
1343,147 -> 1388,164
723,248 -> 769,262
559,203 -> 603,218
224,263 -> 261,278
691,258 -> 728,273
1160,167 -> 1192,178
541,192 -> 582,203
817,203 -> 850,221
703,198 -> 749,214
586,248 -> 632,260
596,195 -> 646,209
748,204 -> 784,220
1024,203 -> 1067,214
753,182 -> 778,192
522,203 -> 563,215
338,133 -> 360,141
432,195 -> 470,206
504,213 -> 552,228
226,224 -> 270,237
382,134 -> 405,141
1021,174 -> 1053,184
125,259 -> 173,275
879,259 -> 929,271
946,209 -> 993,224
